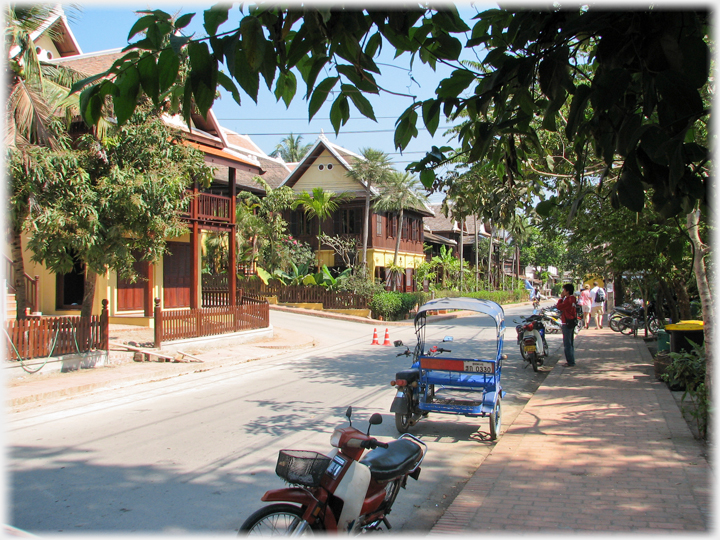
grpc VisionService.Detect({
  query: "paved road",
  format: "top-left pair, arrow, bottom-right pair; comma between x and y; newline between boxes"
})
8,304 -> 561,533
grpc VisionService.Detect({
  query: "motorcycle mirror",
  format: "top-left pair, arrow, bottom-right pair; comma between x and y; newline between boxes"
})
443,336 -> 453,342
394,340 -> 404,347
345,406 -> 352,426
367,413 -> 383,435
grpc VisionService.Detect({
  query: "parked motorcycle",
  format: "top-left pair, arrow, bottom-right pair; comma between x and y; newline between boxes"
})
515,315 -> 549,372
609,301 -> 658,334
240,407 -> 427,534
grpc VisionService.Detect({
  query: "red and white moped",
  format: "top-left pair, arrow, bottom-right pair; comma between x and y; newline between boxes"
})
240,407 -> 427,534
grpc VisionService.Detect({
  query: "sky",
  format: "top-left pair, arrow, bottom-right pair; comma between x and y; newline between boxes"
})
64,2 -> 495,196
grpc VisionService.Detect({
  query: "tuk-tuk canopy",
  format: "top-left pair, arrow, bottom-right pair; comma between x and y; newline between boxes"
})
415,297 -> 505,329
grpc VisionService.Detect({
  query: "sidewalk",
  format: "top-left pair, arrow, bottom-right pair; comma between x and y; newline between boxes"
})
431,326 -> 712,533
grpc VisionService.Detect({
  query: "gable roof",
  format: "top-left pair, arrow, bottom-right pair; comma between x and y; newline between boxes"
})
222,128 -> 292,189
280,134 -> 368,190
9,5 -> 82,60
425,203 -> 490,237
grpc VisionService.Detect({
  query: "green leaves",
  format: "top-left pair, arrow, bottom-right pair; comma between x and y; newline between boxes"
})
394,107 -> 419,151
274,71 -> 297,107
437,69 -> 476,98
187,41 -> 217,118
308,76 -> 337,120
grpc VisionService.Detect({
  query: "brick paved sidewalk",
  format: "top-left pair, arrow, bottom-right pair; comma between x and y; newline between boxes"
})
432,326 -> 712,533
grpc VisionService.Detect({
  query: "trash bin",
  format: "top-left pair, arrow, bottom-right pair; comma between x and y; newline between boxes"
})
664,320 -> 704,353
656,329 -> 670,352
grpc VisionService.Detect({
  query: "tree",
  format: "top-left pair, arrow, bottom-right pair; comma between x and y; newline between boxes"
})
345,147 -> 393,274
272,133 -> 311,162
72,6 -> 713,433
291,187 -> 350,271
373,171 -> 428,289
10,110 -> 213,317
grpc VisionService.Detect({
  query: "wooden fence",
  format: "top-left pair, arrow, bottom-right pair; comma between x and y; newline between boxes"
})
154,295 -> 269,347
238,280 -> 368,310
5,300 -> 109,361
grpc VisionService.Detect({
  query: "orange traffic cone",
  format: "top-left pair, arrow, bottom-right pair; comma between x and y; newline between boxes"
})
382,328 -> 391,346
371,328 -> 380,345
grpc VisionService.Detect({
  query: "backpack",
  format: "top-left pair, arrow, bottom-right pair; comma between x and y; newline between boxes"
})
595,288 -> 605,303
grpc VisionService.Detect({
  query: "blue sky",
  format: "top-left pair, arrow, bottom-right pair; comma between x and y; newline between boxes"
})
66,2 -> 493,181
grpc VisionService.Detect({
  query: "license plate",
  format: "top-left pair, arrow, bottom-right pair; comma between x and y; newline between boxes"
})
525,345 -> 536,353
463,361 -> 494,374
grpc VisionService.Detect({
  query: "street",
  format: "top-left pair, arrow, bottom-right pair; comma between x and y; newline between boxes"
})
7,304 -> 562,533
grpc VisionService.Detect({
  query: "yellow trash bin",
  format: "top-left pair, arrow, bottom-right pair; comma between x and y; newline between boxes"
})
664,320 -> 704,353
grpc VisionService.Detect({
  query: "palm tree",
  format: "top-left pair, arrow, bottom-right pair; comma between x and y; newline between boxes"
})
272,133 -> 312,162
292,187 -> 350,270
6,5 -> 85,318
345,148 -> 393,275
373,172 -> 429,289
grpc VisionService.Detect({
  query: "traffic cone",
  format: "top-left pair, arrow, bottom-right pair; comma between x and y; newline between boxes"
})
371,328 -> 380,345
382,328 -> 391,346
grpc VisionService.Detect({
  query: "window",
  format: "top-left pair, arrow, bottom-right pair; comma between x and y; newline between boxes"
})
290,210 -> 311,236
376,213 -> 382,236
327,163 -> 334,170
55,253 -> 84,310
411,219 -> 419,242
318,164 -> 324,171
389,215 -> 398,237
334,208 -> 362,235
401,216 -> 409,240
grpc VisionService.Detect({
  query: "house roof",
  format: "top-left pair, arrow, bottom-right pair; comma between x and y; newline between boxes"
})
425,204 -> 459,233
9,5 -> 82,59
280,134 -> 368,190
222,129 -> 292,189
49,47 -> 124,74
425,203 -> 490,238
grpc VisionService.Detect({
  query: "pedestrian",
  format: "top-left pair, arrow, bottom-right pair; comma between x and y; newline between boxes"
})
589,281 -> 606,329
556,283 -> 577,366
580,284 -> 592,328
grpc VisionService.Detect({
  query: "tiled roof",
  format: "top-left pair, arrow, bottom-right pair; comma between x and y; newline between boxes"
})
424,204 -> 457,233
50,48 -> 125,76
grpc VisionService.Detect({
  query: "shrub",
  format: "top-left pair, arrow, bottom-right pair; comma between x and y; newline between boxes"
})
337,273 -> 385,300
369,291 -> 429,320
661,340 -> 707,439
432,289 -> 528,305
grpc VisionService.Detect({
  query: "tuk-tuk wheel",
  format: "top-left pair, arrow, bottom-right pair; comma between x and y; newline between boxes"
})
489,399 -> 502,440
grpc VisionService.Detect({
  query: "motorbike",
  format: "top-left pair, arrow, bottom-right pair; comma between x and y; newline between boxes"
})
240,407 -> 427,534
515,314 -> 549,372
539,307 -> 562,334
609,301 -> 658,334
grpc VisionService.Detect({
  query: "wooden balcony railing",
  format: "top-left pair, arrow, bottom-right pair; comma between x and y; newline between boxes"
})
180,191 -> 232,224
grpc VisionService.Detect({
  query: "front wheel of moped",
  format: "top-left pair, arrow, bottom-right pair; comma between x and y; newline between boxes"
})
240,503 -> 322,535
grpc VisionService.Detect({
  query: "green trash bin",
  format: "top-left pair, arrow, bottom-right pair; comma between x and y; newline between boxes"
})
656,329 -> 670,352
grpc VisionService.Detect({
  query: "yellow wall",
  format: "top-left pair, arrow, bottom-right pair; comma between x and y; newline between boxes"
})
14,232 -> 195,318
292,150 -> 360,194
369,249 -> 425,274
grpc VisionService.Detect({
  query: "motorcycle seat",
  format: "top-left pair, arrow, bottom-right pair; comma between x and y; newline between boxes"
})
360,439 -> 423,481
394,369 -> 420,384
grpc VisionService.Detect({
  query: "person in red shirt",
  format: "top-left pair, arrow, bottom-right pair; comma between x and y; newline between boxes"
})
556,283 -> 577,366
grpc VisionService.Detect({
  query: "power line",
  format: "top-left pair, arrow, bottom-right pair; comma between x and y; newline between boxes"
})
217,116 -> 403,121
228,127 -> 457,136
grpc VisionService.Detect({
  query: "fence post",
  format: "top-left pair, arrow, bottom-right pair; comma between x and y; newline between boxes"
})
100,299 -> 109,351
154,298 -> 162,348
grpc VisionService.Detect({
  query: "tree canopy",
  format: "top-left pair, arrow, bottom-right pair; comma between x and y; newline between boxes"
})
73,6 -> 710,223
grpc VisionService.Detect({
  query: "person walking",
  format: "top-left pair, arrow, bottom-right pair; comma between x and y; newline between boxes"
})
589,281 -> 606,329
580,284 -> 592,328
556,283 -> 577,366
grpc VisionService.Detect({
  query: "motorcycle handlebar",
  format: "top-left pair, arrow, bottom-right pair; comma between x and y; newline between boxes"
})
361,438 -> 389,449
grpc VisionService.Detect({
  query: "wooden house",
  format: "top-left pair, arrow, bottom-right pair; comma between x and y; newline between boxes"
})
279,135 -> 434,292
